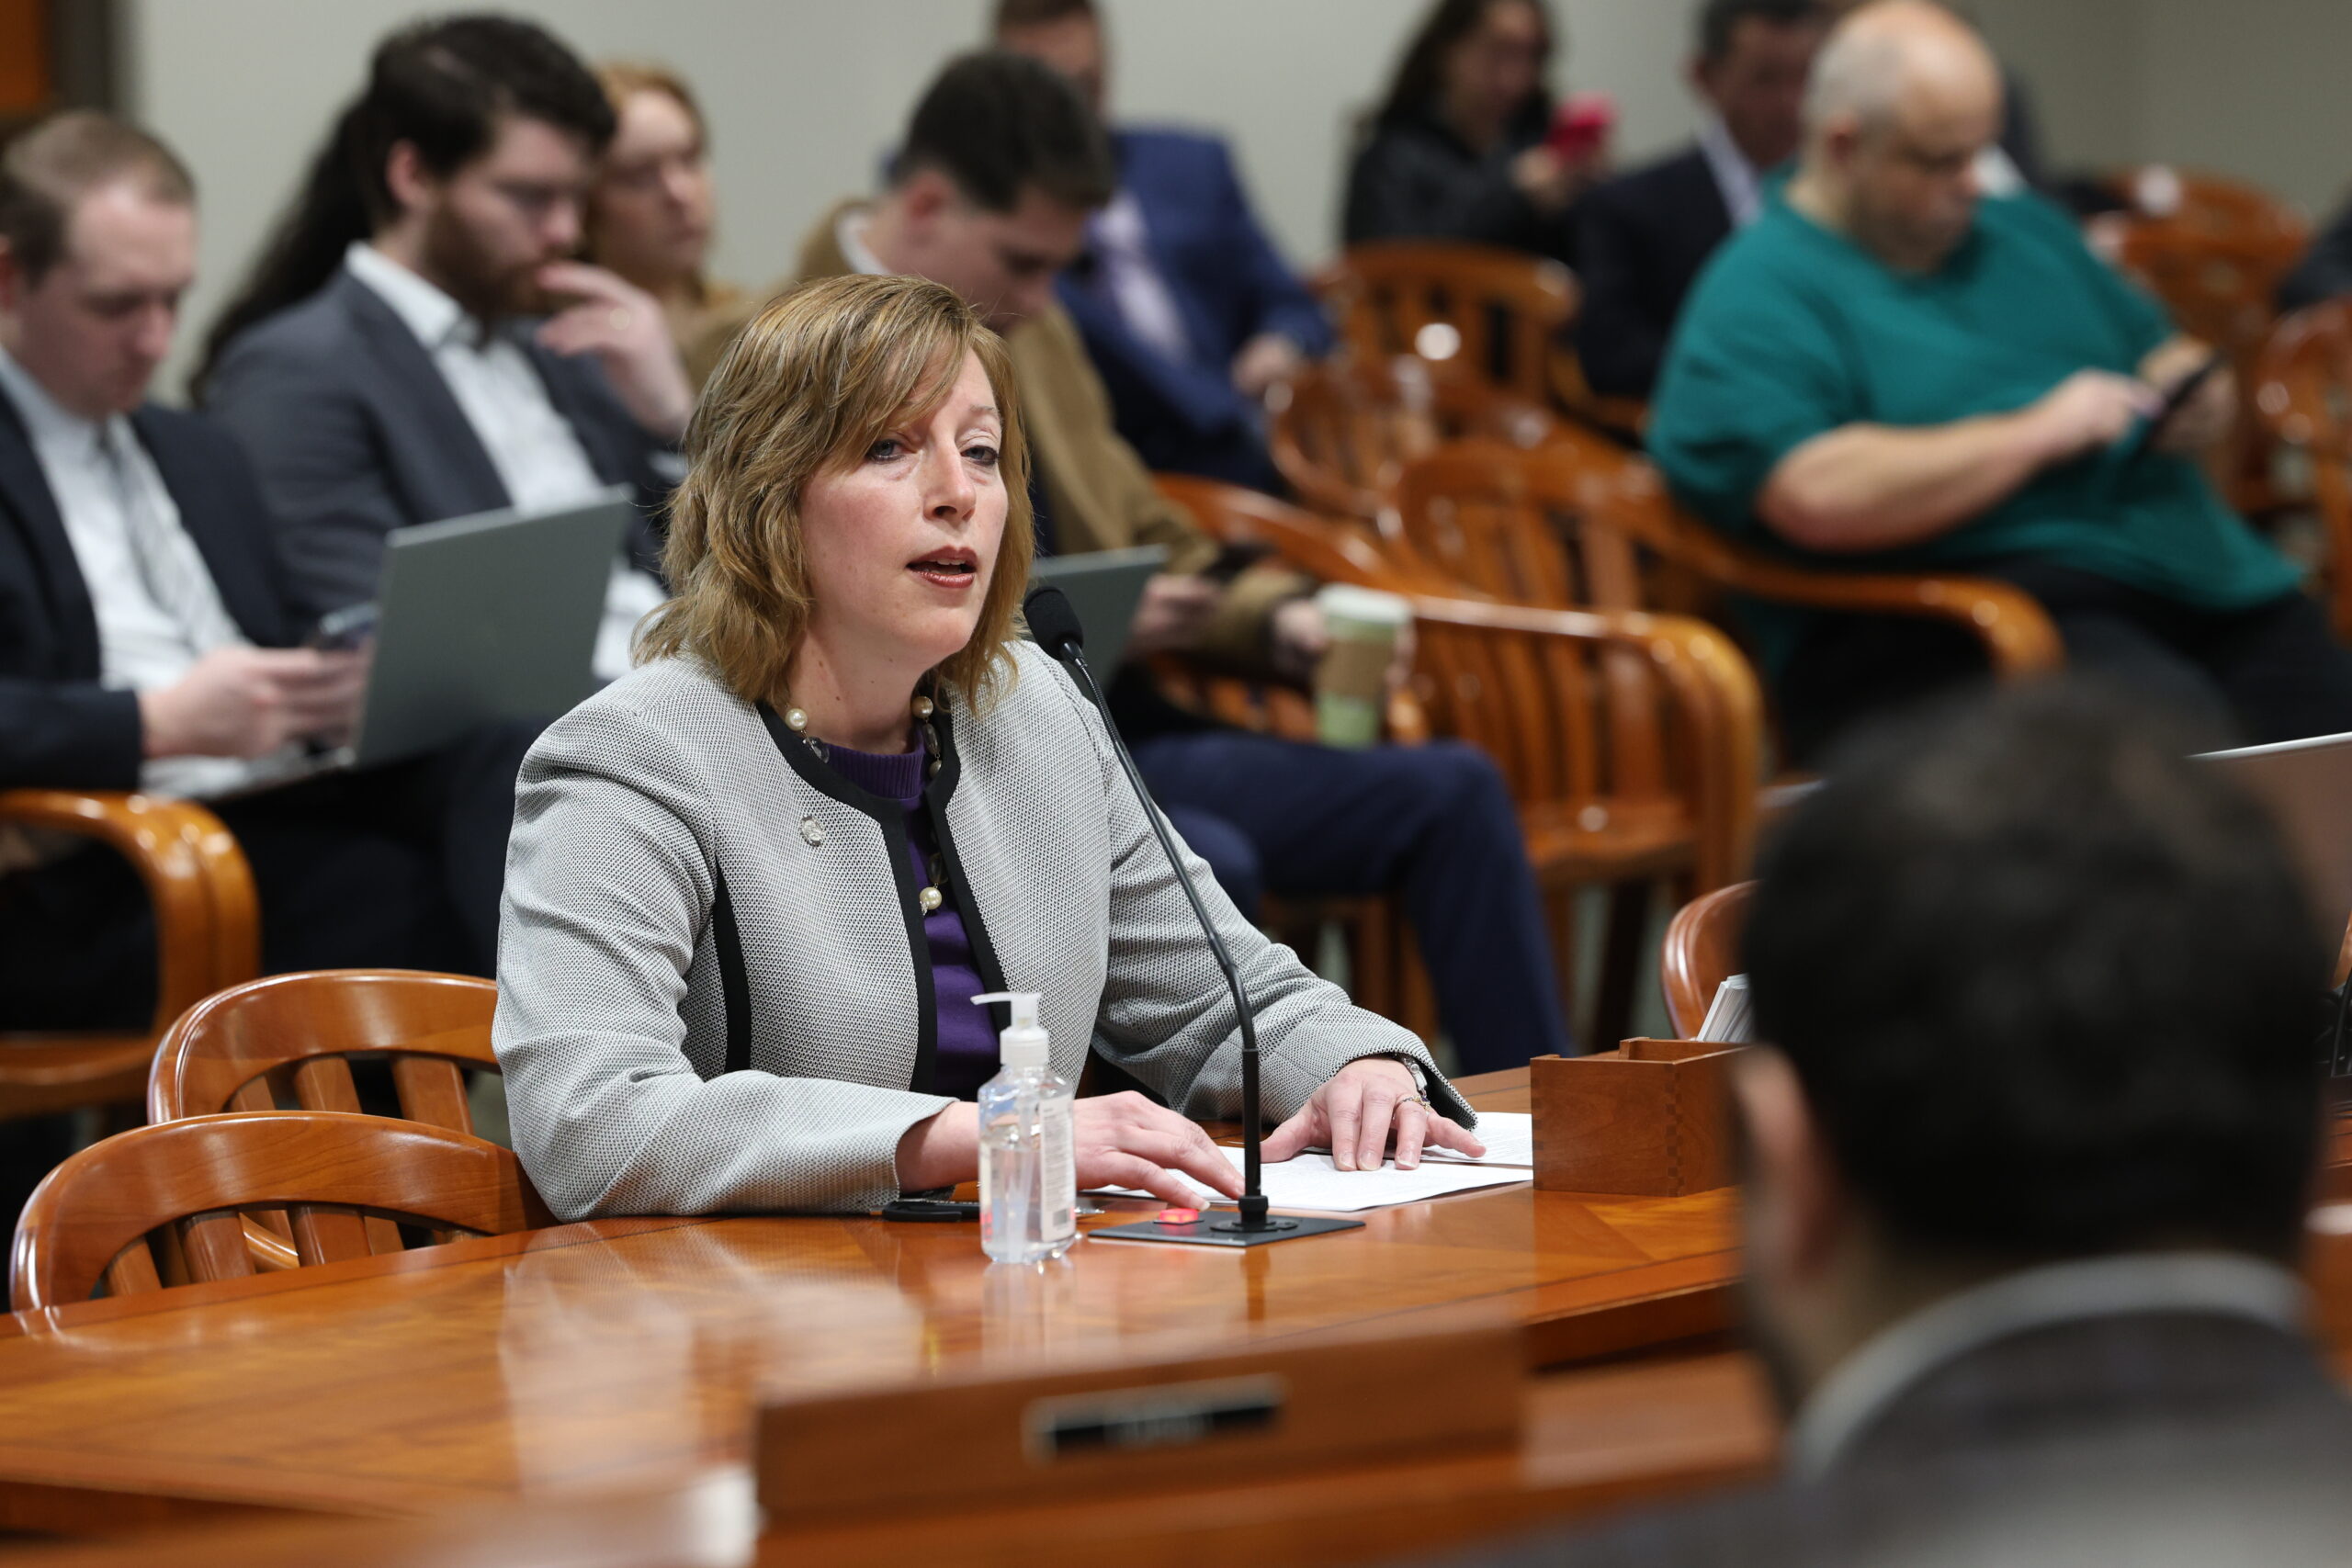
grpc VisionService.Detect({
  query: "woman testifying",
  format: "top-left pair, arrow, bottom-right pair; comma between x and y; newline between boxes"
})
494,275 -> 1481,1221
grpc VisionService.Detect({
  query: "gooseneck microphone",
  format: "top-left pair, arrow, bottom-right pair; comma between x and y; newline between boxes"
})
1025,585 -> 1357,1246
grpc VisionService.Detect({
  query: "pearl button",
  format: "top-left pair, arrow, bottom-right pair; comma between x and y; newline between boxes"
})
800,817 -> 824,847
919,886 -> 944,914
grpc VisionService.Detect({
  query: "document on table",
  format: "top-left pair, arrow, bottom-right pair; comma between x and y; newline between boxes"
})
1418,1111 -> 1532,1168
1091,1145 -> 1529,1213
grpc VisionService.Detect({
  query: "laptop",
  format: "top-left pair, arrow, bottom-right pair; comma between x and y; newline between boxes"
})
1028,546 -> 1168,675
2200,729 -> 2352,928
240,491 -> 632,790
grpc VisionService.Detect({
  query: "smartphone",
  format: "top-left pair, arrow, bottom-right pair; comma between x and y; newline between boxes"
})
1199,539 -> 1274,586
304,603 -> 379,651
1546,92 -> 1616,160
2121,353 -> 2223,468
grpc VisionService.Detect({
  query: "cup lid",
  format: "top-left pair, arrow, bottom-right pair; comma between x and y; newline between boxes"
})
1313,583 -> 1413,626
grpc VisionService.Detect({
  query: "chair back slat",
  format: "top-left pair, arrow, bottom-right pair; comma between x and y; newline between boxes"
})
291,1055 -> 363,1113
175,1209 -> 254,1283
11,1111 -> 552,1310
1269,357 -> 1555,521
150,969 -> 499,1123
1316,243 -> 1577,403
100,1244 -> 164,1299
391,1055 -> 473,1133
1660,881 -> 1756,1040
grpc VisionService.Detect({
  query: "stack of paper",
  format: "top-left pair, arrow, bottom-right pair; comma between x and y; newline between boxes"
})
1091,1145 -> 1529,1213
1419,1111 -> 1532,1168
1697,974 -> 1755,1044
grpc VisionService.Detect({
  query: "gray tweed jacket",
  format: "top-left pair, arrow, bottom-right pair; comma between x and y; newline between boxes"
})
493,643 -> 1467,1221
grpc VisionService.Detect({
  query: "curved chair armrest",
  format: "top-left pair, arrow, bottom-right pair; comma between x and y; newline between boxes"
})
1706,551 -> 2064,680
0,790 -> 259,1034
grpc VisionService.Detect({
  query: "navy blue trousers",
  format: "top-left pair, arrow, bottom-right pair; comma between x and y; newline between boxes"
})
1137,731 -> 1572,1071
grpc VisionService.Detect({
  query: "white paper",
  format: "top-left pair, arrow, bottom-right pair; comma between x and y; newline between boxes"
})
1091,1145 -> 1529,1213
1417,1111 -> 1532,1168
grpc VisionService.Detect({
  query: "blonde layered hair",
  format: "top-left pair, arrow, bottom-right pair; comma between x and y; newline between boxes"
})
639,274 -> 1035,708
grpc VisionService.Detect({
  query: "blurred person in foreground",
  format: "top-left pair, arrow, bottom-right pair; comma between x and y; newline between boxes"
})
1438,681 -> 2352,1566
1648,0 -> 2352,766
1341,0 -> 1603,268
583,62 -> 743,390
198,14 -> 688,681
994,0 -> 1332,493
775,51 -> 1572,1073
1573,0 -> 1827,400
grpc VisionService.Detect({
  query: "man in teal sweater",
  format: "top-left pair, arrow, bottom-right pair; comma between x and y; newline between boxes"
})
1649,0 -> 2352,762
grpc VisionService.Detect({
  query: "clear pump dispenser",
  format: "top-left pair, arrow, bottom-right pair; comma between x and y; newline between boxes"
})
972,992 -> 1076,1262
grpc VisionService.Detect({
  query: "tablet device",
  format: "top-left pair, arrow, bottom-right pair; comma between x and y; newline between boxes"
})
1028,546 -> 1169,676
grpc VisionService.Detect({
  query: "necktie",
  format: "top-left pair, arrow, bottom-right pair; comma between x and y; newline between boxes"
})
98,423 -> 238,659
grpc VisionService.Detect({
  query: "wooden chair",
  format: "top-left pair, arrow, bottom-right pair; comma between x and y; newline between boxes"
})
9,1109 -> 551,1310
1314,242 -> 1577,405
1159,474 -> 1763,1048
2112,221 -> 2308,517
147,968 -> 502,1271
2105,166 -> 2309,249
1267,355 -> 1556,522
1660,881 -> 1754,1042
0,790 -> 259,1123
2255,300 -> 2352,640
1391,434 -> 2064,682
149,969 -> 499,1126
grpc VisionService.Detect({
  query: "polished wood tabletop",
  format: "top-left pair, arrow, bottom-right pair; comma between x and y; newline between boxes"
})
0,1070 -> 1746,1539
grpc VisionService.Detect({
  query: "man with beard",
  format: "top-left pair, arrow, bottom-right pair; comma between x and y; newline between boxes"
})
198,14 -> 691,680
1434,682 -> 2352,1566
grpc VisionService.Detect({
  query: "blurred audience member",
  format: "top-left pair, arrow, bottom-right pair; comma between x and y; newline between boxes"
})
1820,0 -> 2047,194
1573,0 -> 1826,400
1446,682 -> 2352,1567
995,0 -> 1332,492
1648,1 -> 2352,764
0,116 -> 536,1213
585,62 -> 743,389
1341,0 -> 1599,267
198,15 -> 686,680
783,51 -> 1572,1072
2278,194 -> 2352,312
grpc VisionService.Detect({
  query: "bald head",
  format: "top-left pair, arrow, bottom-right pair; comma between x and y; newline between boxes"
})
1792,0 -> 2001,272
1805,1 -> 1999,135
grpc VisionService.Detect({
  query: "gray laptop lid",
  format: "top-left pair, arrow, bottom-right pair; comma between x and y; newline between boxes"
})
352,490 -> 633,767
1029,546 -> 1168,675
2200,728 -> 2352,928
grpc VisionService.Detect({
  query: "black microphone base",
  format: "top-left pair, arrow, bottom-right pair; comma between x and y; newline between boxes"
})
1088,1212 -> 1366,1247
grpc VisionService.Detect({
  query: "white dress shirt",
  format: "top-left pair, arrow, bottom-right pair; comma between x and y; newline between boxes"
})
0,347 -> 302,799
1086,189 -> 1194,366
1697,117 -> 1767,231
341,243 -> 662,679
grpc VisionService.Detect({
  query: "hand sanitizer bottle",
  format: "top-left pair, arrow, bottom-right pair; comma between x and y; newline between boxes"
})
973,991 -> 1076,1263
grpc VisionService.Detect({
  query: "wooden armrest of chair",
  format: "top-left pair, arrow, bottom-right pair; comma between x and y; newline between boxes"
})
0,790 -> 259,1035
1708,551 -> 2064,679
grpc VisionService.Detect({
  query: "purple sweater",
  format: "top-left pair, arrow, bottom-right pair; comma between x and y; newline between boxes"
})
822,736 -> 1000,1099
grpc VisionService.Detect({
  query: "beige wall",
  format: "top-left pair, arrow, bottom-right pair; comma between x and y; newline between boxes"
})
119,0 -> 2352,400
123,0 -> 1711,400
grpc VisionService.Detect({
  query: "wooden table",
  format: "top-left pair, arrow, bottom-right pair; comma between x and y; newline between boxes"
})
0,1071 -> 1762,1552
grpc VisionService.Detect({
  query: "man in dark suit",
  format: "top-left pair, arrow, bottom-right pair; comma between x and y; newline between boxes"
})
2279,195 -> 2352,311
198,15 -> 689,681
1573,0 -> 1826,401
0,115 -> 536,1219
994,0 -> 1333,492
1441,682 -> 2352,1566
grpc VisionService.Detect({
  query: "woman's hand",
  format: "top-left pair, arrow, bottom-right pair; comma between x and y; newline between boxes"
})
894,1094 -> 1246,1211
1261,1057 -> 1485,1171
1074,1091 -> 1246,1208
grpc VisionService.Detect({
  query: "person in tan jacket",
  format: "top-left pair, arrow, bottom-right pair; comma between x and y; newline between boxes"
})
760,52 -> 1570,1071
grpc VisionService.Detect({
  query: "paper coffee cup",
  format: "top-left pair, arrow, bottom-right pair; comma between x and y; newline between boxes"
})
1313,584 -> 1412,749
